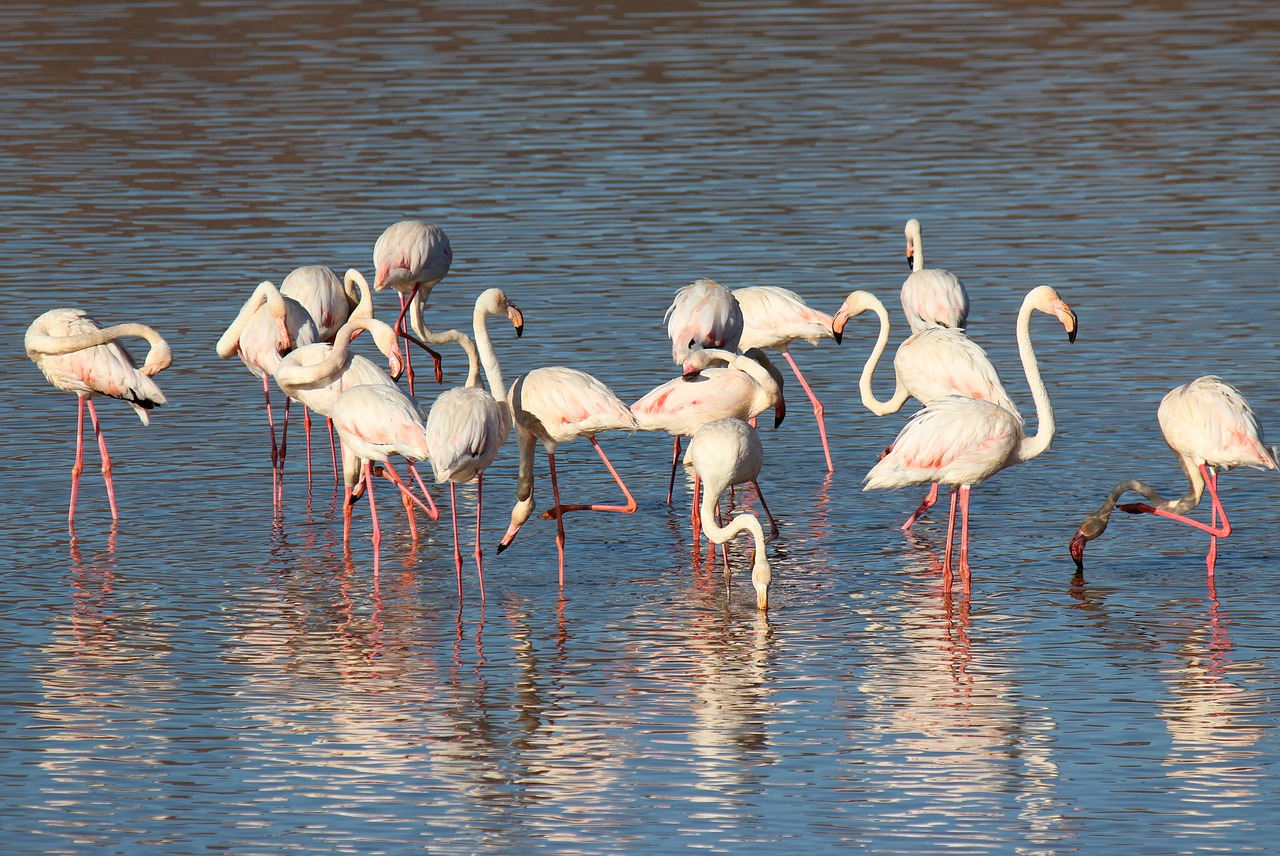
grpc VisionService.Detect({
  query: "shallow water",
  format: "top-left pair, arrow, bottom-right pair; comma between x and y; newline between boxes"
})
2,2 -> 1279,853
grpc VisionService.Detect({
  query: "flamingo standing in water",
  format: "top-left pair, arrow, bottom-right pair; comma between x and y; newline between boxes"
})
900,218 -> 970,333
832,289 -> 1017,528
863,285 -> 1078,587
633,347 -> 785,536
688,417 -> 772,611
216,280 -> 319,478
665,278 -> 744,371
1069,376 -> 1277,576
424,288 -> 524,598
498,366 -> 639,584
330,383 -> 437,567
26,309 -> 173,529
735,284 -> 837,472
373,219 -> 452,394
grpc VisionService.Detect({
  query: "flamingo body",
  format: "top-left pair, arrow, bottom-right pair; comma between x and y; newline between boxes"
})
373,220 -> 452,296
332,384 -> 431,467
281,265 -> 351,342
894,327 -> 1018,415
426,386 -> 510,484
665,278 -> 744,368
901,218 -> 969,333
632,349 -> 784,438
736,285 -> 833,351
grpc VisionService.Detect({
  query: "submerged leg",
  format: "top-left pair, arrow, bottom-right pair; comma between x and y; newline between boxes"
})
958,484 -> 972,590
666,436 -> 682,504
548,451 -> 568,587
783,351 -> 834,473
69,395 -> 87,530
902,483 -> 940,530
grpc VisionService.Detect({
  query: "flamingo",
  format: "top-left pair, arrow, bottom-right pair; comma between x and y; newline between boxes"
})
424,288 -> 524,597
497,366 -> 639,584
863,285 -> 1078,587
900,218 -> 970,333
1069,376 -> 1277,576
632,347 -> 785,535
25,309 -> 173,529
735,284 -> 837,472
216,280 -> 319,476
664,278 -> 744,371
373,219 -> 452,393
832,289 -> 1017,528
687,417 -> 772,611
330,384 -> 437,566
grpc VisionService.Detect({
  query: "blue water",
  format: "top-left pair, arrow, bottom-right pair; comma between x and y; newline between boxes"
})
2,2 -> 1278,853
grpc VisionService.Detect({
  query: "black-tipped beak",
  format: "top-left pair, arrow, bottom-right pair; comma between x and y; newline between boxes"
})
515,324 -> 524,338
1068,319 -> 1078,344
773,402 -> 786,429
1069,531 -> 1087,570
833,327 -> 843,345
496,541 -> 510,554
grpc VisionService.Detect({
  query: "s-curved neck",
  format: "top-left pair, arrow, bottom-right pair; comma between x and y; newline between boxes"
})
31,322 -> 173,376
698,487 -> 771,610
474,297 -> 507,402
855,295 -> 910,416
216,280 -> 288,358
1014,294 -> 1056,464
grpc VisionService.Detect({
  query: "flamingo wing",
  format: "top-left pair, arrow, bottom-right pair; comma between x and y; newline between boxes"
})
425,386 -> 510,483
735,285 -> 834,350
900,268 -> 970,332
1159,376 -> 1278,471
864,396 -> 1019,490
513,366 -> 638,445
895,327 -> 1019,417
664,279 -> 744,365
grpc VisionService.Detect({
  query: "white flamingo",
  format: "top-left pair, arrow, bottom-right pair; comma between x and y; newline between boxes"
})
688,417 -> 772,611
900,218 -> 970,333
864,285 -> 1078,588
373,219 -> 452,393
26,309 -> 173,529
424,288 -> 524,598
735,284 -> 837,472
665,278 -> 744,370
1070,376 -> 1277,576
498,366 -> 639,584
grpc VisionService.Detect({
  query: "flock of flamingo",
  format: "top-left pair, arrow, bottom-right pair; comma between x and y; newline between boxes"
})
25,218 -> 1277,610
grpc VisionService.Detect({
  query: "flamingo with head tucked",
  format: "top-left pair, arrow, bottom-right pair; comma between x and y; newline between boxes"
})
735,284 -> 837,472
664,278 -> 744,371
863,285 -> 1077,588
900,218 -> 970,333
26,309 -> 173,529
498,365 -> 639,584
1069,376 -> 1277,576
373,219 -> 452,393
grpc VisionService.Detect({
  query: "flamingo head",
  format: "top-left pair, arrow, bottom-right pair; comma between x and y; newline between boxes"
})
507,301 -> 524,338
275,315 -> 293,353
141,338 -> 174,377
904,218 -> 922,269
1068,513 -> 1108,570
830,290 -> 880,345
1028,285 -> 1079,343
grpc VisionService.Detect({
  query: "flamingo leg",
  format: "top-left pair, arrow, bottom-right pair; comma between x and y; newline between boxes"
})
751,479 -> 779,541
303,406 -> 313,489
666,436 -> 682,504
382,462 -> 418,541
958,484 -> 972,590
86,399 -> 118,522
69,395 -> 87,529
548,451 -> 568,587
782,351 -> 833,473
364,461 -> 381,572
474,474 -> 486,602
383,462 -> 436,517
690,473 -> 703,546
449,482 -> 463,599
393,285 -> 423,395
1117,464 -> 1232,543
542,437 -> 638,517
262,376 -> 279,470
342,482 -> 354,544
279,397 -> 291,470
901,483 -> 940,530
406,462 -> 440,520
942,487 -> 959,586
327,417 -> 339,488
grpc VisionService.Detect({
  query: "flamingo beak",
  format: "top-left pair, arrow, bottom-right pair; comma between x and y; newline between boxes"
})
773,398 -> 786,429
508,303 -> 524,338
1054,300 -> 1078,343
388,346 -> 405,382
831,308 -> 849,345
1069,530 -> 1088,570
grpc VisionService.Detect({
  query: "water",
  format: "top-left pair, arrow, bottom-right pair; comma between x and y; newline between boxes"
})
2,2 -> 1279,853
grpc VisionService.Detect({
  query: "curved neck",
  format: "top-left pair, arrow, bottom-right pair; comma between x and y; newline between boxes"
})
410,296 -> 480,389
1013,295 -> 1055,463
277,317 -> 390,387
31,322 -> 172,376
344,269 -> 375,319
856,295 -> 910,416
474,299 -> 507,401
216,280 -> 288,358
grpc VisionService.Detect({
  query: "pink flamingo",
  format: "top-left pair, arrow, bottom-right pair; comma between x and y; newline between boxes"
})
1070,376 -> 1277,576
498,365 -> 639,584
216,280 -> 319,476
330,384 -> 437,566
735,284 -> 837,472
665,278 -> 744,371
424,288 -> 524,599
632,347 -> 785,536
832,289 -> 1017,528
373,219 -> 452,394
25,309 -> 173,529
687,417 -> 773,610
863,285 -> 1077,587
900,218 -> 970,333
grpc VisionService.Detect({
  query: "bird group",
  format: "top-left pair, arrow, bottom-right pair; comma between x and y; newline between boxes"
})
26,218 -> 1276,610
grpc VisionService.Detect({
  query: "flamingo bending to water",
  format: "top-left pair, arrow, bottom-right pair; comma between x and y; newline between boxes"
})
832,289 -> 1016,528
26,309 -> 173,528
1069,376 -> 1277,576
900,218 -> 970,333
424,288 -> 524,598
498,366 -> 639,584
688,417 -> 772,610
863,285 -> 1077,587
735,284 -> 837,472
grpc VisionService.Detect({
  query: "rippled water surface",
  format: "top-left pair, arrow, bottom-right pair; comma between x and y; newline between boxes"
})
3,2 -> 1279,853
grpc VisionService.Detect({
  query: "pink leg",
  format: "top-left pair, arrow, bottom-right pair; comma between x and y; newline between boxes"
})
902,483 -> 940,530
783,351 -> 833,473
86,399 -> 118,521
666,436 -> 682,504
474,474 -> 486,602
364,461 -> 381,573
406,462 -> 440,520
449,482 -> 463,599
382,462 -> 418,541
958,484 -> 972,590
327,418 -> 339,488
543,437 -> 638,517
548,451 -> 568,587
262,376 -> 279,469
69,395 -> 87,530
942,488 -> 958,586
342,482 -> 354,544
1206,468 -> 1221,576
1118,465 -> 1232,546
751,480 -> 779,540
303,406 -> 314,489
279,397 -> 291,470
384,462 -> 435,517
691,474 -> 702,544
393,285 -> 423,395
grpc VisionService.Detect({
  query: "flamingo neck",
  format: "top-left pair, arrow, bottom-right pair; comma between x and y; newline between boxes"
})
474,300 -> 507,402
857,296 -> 910,416
698,488 -> 771,610
33,322 -> 173,376
216,281 -> 287,358
345,270 -> 375,320
1013,295 -> 1055,463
